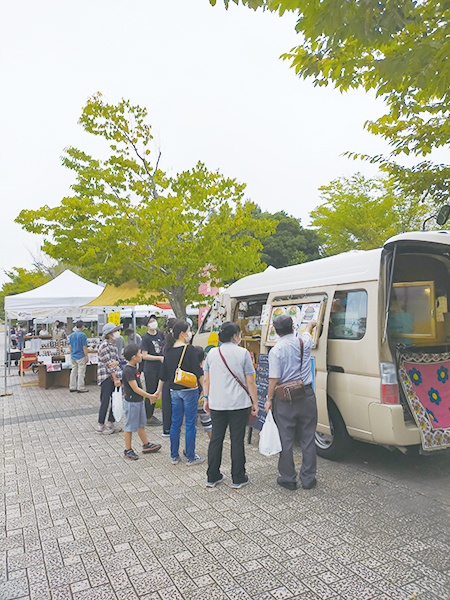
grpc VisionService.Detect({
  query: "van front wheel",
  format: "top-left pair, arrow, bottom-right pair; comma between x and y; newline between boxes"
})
315,401 -> 352,460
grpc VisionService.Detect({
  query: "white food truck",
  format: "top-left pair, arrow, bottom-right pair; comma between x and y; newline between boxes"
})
194,231 -> 450,458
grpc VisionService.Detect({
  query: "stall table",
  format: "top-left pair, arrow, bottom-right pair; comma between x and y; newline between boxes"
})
37,363 -> 98,389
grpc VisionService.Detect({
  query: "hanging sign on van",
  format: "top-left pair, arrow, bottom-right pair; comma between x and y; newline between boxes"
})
260,304 -> 271,326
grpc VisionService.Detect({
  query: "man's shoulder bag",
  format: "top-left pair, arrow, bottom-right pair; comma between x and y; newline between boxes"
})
274,338 -> 306,402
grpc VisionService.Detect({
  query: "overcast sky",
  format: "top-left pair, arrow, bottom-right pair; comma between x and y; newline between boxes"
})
1,0 -> 393,284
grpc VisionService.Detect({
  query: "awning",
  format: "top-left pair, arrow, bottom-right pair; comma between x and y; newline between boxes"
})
5,270 -> 104,318
84,280 -> 170,309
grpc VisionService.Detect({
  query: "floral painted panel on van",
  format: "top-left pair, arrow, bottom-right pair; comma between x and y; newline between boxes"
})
398,352 -> 450,451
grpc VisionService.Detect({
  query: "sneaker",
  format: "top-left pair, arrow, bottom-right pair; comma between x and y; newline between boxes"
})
102,425 -> 114,435
70,389 -> 77,393
77,389 -> 89,393
171,456 -> 181,465
206,474 -> 224,488
95,424 -> 105,434
111,422 -> 123,433
124,449 -> 138,461
231,475 -> 250,489
161,432 -> 170,438
142,442 -> 162,454
186,455 -> 205,467
147,416 -> 162,426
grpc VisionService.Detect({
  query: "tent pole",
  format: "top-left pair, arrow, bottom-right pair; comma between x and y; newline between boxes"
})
132,309 -> 137,338
2,310 -> 11,396
7,314 -> 11,376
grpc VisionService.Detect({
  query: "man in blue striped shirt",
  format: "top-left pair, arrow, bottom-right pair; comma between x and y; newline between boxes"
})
265,315 -> 317,491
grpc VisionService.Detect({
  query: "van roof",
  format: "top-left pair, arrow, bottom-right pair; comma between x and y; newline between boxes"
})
226,248 -> 383,298
384,230 -> 450,246
227,230 -> 450,299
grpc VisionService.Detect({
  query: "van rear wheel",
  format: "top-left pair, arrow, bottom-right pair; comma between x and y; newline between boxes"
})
315,400 -> 352,460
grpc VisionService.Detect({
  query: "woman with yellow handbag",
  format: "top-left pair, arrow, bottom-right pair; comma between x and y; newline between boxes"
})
155,320 -> 204,465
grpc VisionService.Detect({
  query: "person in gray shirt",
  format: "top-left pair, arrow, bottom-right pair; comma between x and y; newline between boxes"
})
114,331 -> 125,358
265,314 -> 317,491
124,328 -> 142,346
203,322 -> 258,489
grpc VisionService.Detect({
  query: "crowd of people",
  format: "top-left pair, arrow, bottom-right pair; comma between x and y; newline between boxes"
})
9,311 -> 318,489
95,313 -> 319,491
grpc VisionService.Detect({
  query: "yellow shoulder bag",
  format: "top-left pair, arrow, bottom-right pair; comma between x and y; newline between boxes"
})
173,344 -> 198,388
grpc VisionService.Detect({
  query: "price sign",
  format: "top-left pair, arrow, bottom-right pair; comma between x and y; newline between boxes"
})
108,312 -> 121,326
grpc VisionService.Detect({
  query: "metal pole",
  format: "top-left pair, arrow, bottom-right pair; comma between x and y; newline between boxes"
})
132,309 -> 137,338
3,310 -> 8,395
7,314 -> 11,376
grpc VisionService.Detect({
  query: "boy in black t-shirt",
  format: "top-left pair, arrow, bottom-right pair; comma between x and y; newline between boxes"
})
122,344 -> 162,460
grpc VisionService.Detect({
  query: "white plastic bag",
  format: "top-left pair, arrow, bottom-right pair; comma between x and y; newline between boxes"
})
112,387 -> 123,422
259,410 -> 282,456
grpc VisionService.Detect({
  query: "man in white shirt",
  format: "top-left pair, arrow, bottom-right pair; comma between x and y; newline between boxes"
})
265,314 -> 317,491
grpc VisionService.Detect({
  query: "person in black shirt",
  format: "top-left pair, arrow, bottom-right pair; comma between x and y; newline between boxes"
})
141,315 -> 164,426
155,320 -> 204,466
122,343 -> 162,460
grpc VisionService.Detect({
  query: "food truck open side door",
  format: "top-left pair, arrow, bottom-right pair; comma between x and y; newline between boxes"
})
314,290 -> 334,434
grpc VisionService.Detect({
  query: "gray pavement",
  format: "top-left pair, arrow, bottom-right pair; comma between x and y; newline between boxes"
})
1,373 -> 450,600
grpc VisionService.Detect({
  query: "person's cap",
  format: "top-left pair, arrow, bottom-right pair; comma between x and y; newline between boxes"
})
273,314 -> 293,332
102,322 -> 122,336
144,314 -> 157,325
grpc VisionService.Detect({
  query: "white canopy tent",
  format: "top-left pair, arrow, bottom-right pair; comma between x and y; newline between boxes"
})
2,271 -> 104,394
4,270 -> 103,319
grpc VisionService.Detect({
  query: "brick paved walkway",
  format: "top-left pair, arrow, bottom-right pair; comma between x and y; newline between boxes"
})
1,376 -> 449,600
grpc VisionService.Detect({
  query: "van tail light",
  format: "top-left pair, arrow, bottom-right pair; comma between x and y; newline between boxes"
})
380,362 -> 399,404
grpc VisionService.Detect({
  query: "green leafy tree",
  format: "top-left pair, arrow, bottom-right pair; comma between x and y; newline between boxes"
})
16,94 -> 275,318
310,174 -> 430,256
210,0 -> 450,202
1,268 -> 50,319
252,207 -> 320,268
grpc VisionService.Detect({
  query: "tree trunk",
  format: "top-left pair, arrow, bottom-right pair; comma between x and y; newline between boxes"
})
170,286 -> 187,320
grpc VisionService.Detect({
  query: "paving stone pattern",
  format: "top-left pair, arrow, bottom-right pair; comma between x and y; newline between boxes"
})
1,376 -> 450,600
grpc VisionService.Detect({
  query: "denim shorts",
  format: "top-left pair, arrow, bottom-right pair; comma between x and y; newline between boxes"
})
124,400 -> 146,432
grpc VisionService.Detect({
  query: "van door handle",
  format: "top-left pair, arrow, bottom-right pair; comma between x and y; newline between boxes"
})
328,365 -> 344,373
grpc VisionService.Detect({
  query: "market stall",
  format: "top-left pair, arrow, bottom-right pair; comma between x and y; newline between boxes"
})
83,280 -> 173,336
3,271 -> 103,392
83,280 -> 199,327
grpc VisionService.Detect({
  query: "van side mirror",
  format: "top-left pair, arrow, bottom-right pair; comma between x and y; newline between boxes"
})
436,205 -> 450,226
422,204 -> 450,230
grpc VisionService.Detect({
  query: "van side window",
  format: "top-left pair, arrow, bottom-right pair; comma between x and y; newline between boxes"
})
199,308 -> 213,334
328,290 -> 367,340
